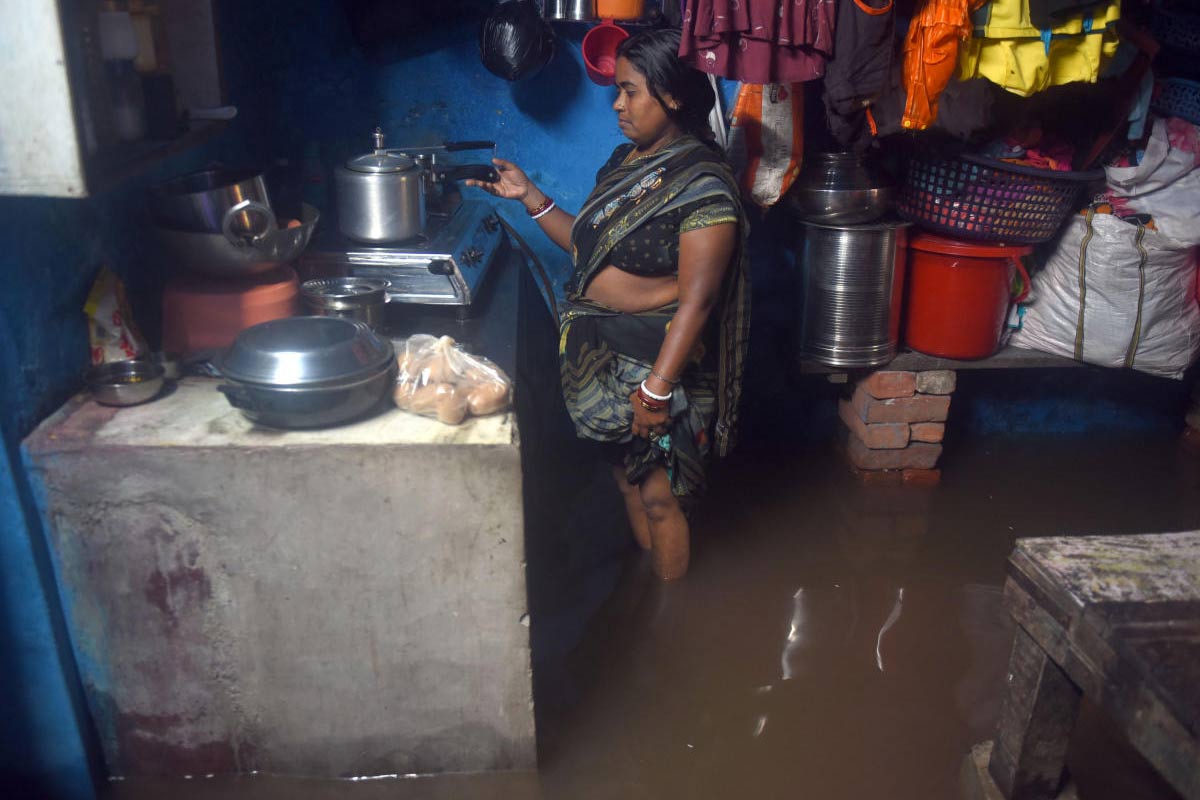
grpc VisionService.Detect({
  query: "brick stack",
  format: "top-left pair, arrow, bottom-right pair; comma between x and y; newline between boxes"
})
837,370 -> 957,485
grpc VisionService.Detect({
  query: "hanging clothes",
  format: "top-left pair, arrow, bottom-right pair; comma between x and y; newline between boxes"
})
679,0 -> 837,84
956,0 -> 1121,97
822,0 -> 897,150
900,0 -> 987,131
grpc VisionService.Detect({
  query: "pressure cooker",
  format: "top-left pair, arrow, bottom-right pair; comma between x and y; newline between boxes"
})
335,128 -> 500,244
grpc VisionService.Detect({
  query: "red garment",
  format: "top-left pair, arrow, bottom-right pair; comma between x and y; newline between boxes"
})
679,0 -> 836,84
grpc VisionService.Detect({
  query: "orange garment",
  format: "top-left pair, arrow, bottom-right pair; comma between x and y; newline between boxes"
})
901,0 -> 985,130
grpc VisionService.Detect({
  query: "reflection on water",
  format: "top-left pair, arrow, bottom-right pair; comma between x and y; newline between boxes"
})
103,436 -> 1198,800
875,587 -> 904,673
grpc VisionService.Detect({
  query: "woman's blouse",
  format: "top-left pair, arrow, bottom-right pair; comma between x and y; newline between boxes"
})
593,143 -> 739,279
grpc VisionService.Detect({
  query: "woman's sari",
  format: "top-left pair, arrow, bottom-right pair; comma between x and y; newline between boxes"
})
558,135 -> 750,502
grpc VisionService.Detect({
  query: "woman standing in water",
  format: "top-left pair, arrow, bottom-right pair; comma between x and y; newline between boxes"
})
469,29 -> 749,580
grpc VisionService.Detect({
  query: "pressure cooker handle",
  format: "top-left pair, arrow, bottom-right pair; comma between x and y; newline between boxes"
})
442,140 -> 495,152
436,164 -> 500,184
217,382 -> 260,413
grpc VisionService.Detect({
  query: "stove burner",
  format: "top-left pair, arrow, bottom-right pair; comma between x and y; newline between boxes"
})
301,200 -> 505,307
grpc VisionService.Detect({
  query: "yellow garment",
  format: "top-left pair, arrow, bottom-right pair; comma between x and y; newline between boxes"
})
970,0 -> 1119,38
958,31 -> 1118,96
957,0 -> 1120,97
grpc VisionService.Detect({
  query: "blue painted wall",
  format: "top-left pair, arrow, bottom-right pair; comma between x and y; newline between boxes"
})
1,0 -> 1191,794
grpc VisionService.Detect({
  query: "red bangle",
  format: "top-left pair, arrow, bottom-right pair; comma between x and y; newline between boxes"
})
637,385 -> 668,411
527,196 -> 554,218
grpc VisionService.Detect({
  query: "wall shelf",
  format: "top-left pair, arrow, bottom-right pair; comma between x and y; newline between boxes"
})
799,346 -> 1087,376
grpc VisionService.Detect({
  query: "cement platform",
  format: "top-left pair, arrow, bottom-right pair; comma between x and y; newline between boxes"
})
23,379 -> 533,779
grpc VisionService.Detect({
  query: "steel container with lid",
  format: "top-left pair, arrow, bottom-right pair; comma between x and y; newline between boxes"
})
785,152 -> 896,225
217,316 -> 397,428
797,219 -> 910,368
335,129 -> 426,243
301,277 -> 390,329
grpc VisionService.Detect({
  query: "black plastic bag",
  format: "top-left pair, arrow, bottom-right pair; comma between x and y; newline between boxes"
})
479,0 -> 556,81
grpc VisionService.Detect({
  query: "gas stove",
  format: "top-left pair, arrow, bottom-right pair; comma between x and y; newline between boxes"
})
301,200 -> 505,307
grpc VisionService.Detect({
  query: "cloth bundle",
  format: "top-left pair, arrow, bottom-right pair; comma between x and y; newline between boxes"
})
679,0 -> 836,84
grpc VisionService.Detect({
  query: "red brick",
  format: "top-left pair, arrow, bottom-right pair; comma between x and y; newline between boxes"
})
846,436 -> 943,470
850,386 -> 951,424
902,468 -> 942,487
858,371 -> 917,400
848,466 -> 905,485
910,422 -> 945,443
839,399 -> 910,450
915,370 -> 957,395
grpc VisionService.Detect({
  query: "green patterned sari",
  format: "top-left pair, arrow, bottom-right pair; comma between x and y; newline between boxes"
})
558,135 -> 750,502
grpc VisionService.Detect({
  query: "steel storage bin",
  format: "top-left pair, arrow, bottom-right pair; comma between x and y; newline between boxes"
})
798,219 -> 910,368
897,152 -> 1102,244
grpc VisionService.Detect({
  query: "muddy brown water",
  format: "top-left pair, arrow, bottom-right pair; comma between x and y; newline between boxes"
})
104,435 -> 1198,800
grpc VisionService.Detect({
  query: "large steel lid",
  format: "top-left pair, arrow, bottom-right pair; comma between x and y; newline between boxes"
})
219,316 -> 394,387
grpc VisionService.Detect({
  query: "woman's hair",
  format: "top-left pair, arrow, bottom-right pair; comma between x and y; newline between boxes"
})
616,29 -> 715,141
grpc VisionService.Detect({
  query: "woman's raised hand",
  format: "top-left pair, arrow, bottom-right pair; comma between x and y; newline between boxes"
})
465,158 -> 538,205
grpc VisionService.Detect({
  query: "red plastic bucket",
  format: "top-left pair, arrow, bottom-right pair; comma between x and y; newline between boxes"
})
582,20 -> 629,86
903,232 -> 1032,359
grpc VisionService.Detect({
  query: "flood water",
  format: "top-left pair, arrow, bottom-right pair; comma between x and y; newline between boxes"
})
104,434 -> 1199,800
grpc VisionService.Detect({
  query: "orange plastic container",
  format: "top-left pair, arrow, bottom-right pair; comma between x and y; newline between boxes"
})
903,232 -> 1031,359
596,0 -> 644,20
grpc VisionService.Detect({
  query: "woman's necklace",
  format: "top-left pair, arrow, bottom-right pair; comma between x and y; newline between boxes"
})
623,132 -> 682,166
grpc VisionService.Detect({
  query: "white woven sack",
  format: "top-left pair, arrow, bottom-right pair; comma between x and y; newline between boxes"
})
1104,117 -> 1200,248
1011,211 -> 1200,379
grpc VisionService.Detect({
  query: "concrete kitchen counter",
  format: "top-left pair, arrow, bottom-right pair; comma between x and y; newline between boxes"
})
21,254 -> 537,779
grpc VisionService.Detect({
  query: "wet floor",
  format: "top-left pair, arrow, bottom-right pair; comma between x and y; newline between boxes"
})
104,434 -> 1199,800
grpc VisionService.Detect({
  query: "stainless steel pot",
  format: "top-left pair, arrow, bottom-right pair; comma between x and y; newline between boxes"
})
301,277 -> 390,329
217,316 -> 396,429
152,168 -> 277,244
335,129 -> 499,243
798,219 -> 910,368
786,152 -> 895,225
545,0 -> 596,20
155,203 -> 319,277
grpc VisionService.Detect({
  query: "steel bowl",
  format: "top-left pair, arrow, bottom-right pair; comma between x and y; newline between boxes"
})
155,203 -> 319,277
301,277 -> 390,329
86,359 -> 166,406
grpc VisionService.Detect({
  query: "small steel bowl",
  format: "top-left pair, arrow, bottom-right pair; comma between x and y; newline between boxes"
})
86,359 -> 166,407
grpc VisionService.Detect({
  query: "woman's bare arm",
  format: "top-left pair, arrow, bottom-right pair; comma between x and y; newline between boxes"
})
465,159 -> 574,252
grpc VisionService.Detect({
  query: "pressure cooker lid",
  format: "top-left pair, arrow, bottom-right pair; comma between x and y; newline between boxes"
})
220,316 -> 394,387
346,150 -> 417,174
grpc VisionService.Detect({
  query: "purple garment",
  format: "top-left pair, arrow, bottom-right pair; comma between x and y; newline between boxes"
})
679,0 -> 836,84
